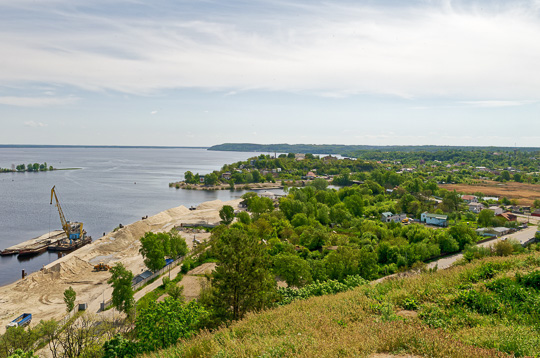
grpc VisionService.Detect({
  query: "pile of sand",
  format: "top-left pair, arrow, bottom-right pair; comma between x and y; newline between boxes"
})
0,199 -> 240,334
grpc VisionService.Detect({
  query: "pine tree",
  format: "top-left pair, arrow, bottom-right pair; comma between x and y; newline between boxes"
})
211,226 -> 276,321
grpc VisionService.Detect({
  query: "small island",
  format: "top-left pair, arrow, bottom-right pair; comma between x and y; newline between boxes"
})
0,162 -> 54,173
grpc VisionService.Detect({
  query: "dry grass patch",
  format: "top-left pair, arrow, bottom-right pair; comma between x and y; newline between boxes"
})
440,180 -> 540,205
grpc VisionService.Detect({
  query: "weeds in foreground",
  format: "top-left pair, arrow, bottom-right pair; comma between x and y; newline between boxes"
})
146,252 -> 540,358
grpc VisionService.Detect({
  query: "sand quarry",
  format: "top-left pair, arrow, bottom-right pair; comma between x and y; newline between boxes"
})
0,199 -> 240,334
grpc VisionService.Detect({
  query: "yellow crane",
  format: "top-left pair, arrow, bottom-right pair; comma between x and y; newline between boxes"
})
50,186 -> 83,243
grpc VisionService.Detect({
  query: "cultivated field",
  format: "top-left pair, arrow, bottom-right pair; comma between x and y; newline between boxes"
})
440,180 -> 540,205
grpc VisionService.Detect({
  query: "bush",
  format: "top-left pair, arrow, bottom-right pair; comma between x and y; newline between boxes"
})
493,240 -> 514,256
278,275 -> 368,305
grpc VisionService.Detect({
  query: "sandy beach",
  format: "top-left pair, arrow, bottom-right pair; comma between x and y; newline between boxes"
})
0,198 -> 240,334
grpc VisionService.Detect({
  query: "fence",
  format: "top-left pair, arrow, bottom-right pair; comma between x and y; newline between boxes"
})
59,304 -> 80,326
131,256 -> 184,291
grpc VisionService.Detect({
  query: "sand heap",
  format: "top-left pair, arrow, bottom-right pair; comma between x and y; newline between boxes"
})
0,199 -> 241,333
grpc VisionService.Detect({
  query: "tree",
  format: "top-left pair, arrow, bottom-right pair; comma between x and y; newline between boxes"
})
108,263 -> 135,316
273,253 -> 312,287
501,170 -> 511,181
167,284 -> 185,301
252,170 -> 262,183
442,190 -> 461,212
344,194 -> 364,217
45,314 -> 106,358
168,231 -> 188,259
325,246 -> 377,281
135,299 -> 207,352
299,227 -> 328,251
245,196 -> 274,216
139,233 -> 166,272
448,223 -> 477,250
211,226 -> 276,321
63,286 -> 76,313
478,209 -> 495,227
219,205 -> 235,225
204,172 -> 218,186
438,233 -> 459,254
236,211 -> 251,225
184,171 -> 195,184
493,240 -> 514,256
0,326 -> 39,357
310,178 -> 328,191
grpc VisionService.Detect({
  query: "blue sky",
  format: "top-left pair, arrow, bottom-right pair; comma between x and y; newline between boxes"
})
1,0 -> 539,147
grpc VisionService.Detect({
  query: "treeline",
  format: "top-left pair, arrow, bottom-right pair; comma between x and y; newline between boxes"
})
346,149 -> 540,171
209,143 -> 540,155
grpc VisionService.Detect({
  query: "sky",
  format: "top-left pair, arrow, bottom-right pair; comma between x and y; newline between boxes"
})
0,0 -> 539,147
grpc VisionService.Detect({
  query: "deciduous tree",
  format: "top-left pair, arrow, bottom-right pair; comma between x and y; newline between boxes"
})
108,263 -> 135,316
63,286 -> 76,313
219,205 -> 235,225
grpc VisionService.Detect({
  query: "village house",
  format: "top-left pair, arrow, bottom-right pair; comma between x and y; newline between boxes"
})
532,209 -> 540,217
295,153 -> 306,161
420,212 -> 448,227
221,172 -> 231,180
497,212 -> 518,222
489,206 -> 503,216
381,212 -> 407,223
461,195 -> 478,204
468,202 -> 485,214
306,171 -> 317,179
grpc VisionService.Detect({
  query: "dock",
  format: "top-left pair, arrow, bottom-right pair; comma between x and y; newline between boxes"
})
0,231 -> 66,255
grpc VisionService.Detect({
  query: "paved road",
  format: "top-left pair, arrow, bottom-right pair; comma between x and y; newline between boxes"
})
428,226 -> 538,270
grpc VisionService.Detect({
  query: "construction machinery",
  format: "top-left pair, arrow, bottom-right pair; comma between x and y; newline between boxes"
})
50,186 -> 84,244
93,262 -> 111,271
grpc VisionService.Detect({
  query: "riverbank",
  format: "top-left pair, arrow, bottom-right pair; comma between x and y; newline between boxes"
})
169,179 -> 324,191
0,198 -> 241,334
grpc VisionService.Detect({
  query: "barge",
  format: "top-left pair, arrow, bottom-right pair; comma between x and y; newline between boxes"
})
47,233 -> 92,251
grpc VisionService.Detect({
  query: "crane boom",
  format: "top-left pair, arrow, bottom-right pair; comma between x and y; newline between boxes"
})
50,186 -> 83,241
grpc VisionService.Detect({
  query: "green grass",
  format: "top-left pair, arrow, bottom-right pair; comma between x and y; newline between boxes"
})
144,252 -> 540,358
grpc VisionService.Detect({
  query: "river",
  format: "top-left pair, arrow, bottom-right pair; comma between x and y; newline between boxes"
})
0,147 -> 280,286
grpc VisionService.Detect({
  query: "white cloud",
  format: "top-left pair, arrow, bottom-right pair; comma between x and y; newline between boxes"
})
151,110 -> 158,115
0,96 -> 78,107
0,1 -> 539,100
460,100 -> 536,108
24,120 -> 47,127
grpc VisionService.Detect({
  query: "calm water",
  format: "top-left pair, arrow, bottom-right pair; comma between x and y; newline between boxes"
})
0,147 -> 279,286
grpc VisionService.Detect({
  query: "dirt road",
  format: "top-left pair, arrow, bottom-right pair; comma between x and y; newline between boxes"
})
428,226 -> 538,270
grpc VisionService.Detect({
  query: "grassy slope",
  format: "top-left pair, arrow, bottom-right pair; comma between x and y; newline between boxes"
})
148,253 -> 540,358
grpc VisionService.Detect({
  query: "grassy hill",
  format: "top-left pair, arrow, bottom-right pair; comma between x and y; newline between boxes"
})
146,252 -> 540,357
